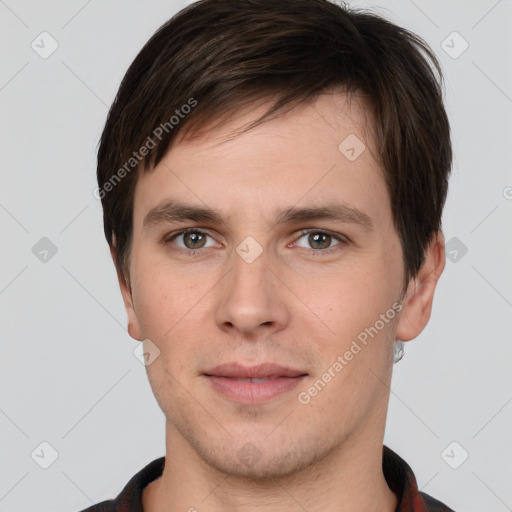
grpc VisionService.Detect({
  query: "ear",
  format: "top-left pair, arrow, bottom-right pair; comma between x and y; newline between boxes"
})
395,231 -> 446,342
110,245 -> 143,341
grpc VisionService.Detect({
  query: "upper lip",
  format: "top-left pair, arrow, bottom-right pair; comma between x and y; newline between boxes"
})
204,363 -> 307,379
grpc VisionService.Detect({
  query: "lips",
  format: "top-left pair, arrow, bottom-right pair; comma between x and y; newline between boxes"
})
205,362 -> 306,379
203,363 -> 307,404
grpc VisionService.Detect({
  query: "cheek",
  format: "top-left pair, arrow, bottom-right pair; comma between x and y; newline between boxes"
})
301,291 -> 398,424
131,248 -> 191,332
132,277 -> 172,337
130,268 -> 177,357
130,257 -> 212,371
306,260 -> 400,347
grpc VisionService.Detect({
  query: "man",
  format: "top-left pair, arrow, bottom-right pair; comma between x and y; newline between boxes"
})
84,0 -> 455,510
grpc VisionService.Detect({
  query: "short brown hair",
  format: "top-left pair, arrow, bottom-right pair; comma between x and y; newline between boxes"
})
97,0 -> 452,286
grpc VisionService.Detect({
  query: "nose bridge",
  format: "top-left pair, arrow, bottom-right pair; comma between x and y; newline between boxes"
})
215,236 -> 289,335
229,236 -> 272,302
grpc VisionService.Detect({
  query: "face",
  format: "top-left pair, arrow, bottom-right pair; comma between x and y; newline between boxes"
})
117,92 -> 442,479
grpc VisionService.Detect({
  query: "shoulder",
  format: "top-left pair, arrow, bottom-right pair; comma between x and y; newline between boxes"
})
76,501 -> 114,512
383,446 -> 457,512
419,491 -> 457,512
74,457 -> 165,512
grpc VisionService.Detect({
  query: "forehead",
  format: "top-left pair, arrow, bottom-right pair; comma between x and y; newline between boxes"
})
132,92 -> 389,228
175,91 -> 374,156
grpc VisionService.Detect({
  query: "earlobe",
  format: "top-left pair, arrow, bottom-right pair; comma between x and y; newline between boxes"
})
110,246 -> 143,341
395,231 -> 446,342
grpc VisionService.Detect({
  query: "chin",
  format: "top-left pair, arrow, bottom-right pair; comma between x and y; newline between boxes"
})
190,432 -> 334,482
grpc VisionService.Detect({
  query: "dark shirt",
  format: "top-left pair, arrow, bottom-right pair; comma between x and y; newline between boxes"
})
78,445 -> 455,511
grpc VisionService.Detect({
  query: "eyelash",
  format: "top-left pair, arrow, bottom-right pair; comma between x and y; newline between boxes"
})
163,227 -> 348,257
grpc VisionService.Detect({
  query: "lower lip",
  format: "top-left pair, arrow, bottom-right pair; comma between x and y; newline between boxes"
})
205,375 -> 306,404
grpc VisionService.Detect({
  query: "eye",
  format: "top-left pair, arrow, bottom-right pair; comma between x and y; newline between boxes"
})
164,227 -> 347,256
293,229 -> 345,251
167,229 -> 218,250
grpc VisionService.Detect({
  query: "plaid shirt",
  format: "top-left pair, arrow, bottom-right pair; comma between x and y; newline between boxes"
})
78,445 -> 455,511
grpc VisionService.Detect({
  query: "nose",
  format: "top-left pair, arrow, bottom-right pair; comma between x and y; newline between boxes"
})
214,242 -> 290,339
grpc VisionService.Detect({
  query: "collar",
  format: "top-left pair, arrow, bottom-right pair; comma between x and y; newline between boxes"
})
81,445 -> 455,511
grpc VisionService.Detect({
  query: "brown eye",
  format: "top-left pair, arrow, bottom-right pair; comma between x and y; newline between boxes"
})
168,229 -> 217,251
308,232 -> 332,250
182,231 -> 207,249
295,230 -> 342,251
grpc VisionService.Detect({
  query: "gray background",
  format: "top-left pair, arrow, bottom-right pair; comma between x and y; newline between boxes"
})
1,0 -> 511,511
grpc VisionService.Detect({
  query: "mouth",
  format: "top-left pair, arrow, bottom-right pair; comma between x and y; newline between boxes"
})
203,363 -> 308,404
227,377 -> 281,383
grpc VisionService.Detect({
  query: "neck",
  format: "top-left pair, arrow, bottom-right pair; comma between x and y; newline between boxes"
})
142,424 -> 398,512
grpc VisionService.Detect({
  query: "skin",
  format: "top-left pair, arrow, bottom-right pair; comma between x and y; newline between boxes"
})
113,92 -> 445,512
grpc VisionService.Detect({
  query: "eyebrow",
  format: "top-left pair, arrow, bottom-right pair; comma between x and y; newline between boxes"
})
143,200 -> 373,230
274,204 -> 372,230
